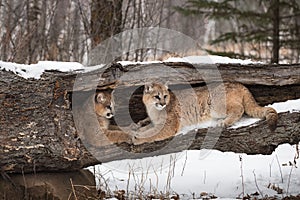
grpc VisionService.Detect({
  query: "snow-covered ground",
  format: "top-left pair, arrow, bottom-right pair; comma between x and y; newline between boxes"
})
91,144 -> 299,199
1,56 -> 299,198
91,98 -> 300,199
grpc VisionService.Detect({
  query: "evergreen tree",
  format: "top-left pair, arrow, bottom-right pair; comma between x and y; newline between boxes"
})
177,0 -> 300,63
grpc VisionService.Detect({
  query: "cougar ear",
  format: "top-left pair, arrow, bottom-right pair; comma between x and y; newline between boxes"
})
144,83 -> 154,94
96,92 -> 105,103
164,81 -> 169,90
111,90 -> 115,104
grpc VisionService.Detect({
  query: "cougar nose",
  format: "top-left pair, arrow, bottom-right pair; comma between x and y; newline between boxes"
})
155,103 -> 166,110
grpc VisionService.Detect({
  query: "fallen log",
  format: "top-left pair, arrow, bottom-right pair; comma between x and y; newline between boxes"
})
0,62 -> 299,173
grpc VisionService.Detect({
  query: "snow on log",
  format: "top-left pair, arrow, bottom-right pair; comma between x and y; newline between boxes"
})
0,62 -> 300,173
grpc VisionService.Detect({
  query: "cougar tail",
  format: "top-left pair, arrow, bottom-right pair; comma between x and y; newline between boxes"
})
242,87 -> 278,132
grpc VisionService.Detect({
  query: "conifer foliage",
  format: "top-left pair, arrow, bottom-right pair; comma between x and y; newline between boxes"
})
177,0 -> 300,63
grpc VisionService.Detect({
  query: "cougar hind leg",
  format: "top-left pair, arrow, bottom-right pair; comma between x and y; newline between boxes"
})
218,103 -> 244,128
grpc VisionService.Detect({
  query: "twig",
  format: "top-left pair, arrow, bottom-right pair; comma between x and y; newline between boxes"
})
294,144 -> 299,167
296,144 -> 299,159
286,165 -> 294,196
72,184 -> 95,191
253,170 -> 263,198
152,165 -> 159,196
127,165 -> 131,196
276,155 -> 284,183
96,168 -> 113,196
181,151 -> 188,176
239,155 -> 245,198
69,178 -> 78,200
166,155 -> 176,198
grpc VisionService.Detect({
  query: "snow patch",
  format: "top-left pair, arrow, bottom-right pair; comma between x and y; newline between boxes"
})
270,99 -> 300,113
0,55 -> 263,79
0,61 -> 85,79
0,60 -> 106,79
117,60 -> 161,66
164,55 -> 264,64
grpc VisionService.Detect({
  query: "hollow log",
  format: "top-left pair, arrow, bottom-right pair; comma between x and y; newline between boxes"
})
0,62 -> 300,174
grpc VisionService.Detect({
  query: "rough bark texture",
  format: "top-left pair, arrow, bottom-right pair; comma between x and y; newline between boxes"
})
0,62 -> 300,174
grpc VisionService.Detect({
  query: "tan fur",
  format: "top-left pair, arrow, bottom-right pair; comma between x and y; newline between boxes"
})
212,83 -> 278,131
94,91 -> 114,130
94,91 -> 131,144
133,82 -> 278,145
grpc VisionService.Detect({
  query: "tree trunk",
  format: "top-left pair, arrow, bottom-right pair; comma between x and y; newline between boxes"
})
48,0 -> 70,60
271,0 -> 280,64
89,0 -> 123,65
1,62 -> 300,174
90,0 -> 123,48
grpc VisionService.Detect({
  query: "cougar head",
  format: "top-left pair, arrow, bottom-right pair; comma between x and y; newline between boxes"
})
143,82 -> 170,111
94,91 -> 114,119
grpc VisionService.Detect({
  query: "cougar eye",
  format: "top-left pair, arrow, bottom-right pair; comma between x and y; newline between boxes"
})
154,95 -> 160,100
164,95 -> 168,99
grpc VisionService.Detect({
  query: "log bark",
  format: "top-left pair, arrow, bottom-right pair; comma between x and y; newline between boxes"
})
0,62 -> 300,174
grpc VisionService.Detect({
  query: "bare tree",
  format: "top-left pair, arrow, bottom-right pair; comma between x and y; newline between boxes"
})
90,0 -> 123,48
0,0 -> 205,64
271,0 -> 280,64
0,0 -> 24,62
48,0 -> 70,60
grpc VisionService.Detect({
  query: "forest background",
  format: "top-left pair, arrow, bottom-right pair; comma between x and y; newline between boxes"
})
1,0 -> 299,64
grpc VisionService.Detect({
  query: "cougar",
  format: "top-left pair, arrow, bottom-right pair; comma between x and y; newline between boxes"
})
94,91 -> 131,144
133,82 -> 278,145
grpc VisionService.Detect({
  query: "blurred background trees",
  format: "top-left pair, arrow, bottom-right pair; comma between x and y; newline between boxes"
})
0,0 -> 299,64
177,0 -> 300,63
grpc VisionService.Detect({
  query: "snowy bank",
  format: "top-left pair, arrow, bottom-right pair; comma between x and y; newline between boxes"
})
91,143 -> 299,199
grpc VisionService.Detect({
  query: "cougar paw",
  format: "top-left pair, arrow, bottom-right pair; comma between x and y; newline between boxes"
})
132,136 -> 147,145
129,122 -> 140,131
216,119 -> 227,128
